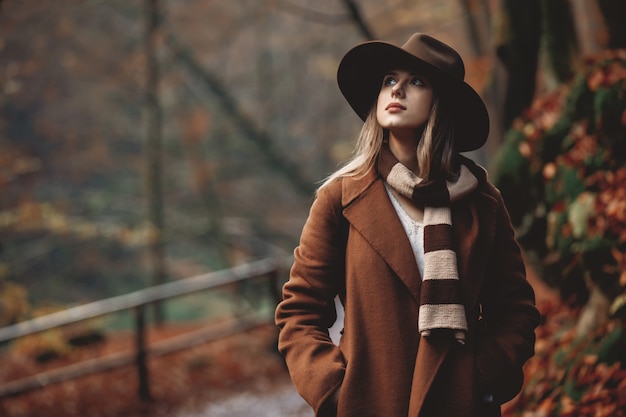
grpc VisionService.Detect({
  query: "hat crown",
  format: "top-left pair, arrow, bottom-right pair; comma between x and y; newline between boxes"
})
401,33 -> 465,81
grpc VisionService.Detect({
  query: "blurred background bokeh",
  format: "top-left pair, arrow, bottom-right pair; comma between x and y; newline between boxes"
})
0,1 -> 625,416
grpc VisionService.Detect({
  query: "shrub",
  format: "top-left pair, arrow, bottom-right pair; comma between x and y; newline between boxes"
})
491,49 -> 626,317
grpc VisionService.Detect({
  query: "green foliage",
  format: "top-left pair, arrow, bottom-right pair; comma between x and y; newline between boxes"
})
491,49 -> 626,309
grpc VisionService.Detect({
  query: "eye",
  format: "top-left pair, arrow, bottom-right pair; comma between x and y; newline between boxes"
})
382,75 -> 397,87
410,77 -> 425,86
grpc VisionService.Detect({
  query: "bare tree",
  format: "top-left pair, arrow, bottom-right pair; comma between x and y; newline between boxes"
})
144,0 -> 166,326
342,0 -> 375,40
164,31 -> 315,196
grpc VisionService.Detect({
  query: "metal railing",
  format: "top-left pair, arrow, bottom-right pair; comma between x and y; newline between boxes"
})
0,257 -> 290,400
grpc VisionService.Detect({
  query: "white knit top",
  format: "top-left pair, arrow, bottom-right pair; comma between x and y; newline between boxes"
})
385,183 -> 425,279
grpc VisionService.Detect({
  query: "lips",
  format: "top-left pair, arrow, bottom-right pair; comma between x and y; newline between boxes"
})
386,102 -> 406,110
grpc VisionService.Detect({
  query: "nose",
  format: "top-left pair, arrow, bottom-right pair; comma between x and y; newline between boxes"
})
391,82 -> 404,98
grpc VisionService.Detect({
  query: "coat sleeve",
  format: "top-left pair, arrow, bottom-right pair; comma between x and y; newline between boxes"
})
474,188 -> 541,404
275,181 -> 347,415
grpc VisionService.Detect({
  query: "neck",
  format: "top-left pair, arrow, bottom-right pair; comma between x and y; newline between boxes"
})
388,130 -> 420,174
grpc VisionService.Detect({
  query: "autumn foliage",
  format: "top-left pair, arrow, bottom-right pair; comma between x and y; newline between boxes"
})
502,299 -> 626,417
492,49 -> 626,312
493,50 -> 626,416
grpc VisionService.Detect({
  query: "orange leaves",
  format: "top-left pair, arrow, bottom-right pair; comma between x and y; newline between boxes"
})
181,108 -> 212,145
518,86 -> 567,138
508,86 -> 568,175
608,249 -> 626,288
542,162 -> 557,181
587,50 -> 626,92
587,168 -> 626,244
572,361 -> 626,417
504,301 -> 626,417
560,122 -> 602,166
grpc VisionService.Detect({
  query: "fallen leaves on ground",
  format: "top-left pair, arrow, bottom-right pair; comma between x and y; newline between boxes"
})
0,323 -> 289,417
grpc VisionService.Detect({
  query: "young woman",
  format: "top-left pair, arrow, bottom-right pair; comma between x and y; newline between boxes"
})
275,33 -> 540,417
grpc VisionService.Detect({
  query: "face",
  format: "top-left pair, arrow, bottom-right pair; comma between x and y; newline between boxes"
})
376,69 -> 434,133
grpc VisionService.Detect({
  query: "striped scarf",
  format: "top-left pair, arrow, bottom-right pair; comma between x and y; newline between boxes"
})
378,144 -> 479,344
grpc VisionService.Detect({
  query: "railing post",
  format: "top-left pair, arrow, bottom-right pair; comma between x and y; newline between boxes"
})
268,266 -> 283,308
135,305 -> 151,401
268,264 -> 286,355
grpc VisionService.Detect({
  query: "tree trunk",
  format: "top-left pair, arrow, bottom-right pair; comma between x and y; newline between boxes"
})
576,275 -> 611,338
165,33 -> 315,196
496,0 -> 542,129
598,0 -> 626,49
144,0 -> 166,325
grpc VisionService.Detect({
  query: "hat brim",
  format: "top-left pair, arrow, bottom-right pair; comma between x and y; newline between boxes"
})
337,41 -> 489,152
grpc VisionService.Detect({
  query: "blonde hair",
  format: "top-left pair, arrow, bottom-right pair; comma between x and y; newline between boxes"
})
319,96 -> 458,192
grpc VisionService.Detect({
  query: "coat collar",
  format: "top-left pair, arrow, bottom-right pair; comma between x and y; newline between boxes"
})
339,167 -> 498,305
341,169 -> 422,302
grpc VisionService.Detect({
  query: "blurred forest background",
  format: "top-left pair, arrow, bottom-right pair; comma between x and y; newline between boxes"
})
0,0 -> 531,325
0,0 -> 625,416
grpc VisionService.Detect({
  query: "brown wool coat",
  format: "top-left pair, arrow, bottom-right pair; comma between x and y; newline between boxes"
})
275,167 -> 540,417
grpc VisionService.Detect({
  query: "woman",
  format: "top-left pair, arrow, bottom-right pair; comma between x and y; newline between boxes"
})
275,33 -> 540,417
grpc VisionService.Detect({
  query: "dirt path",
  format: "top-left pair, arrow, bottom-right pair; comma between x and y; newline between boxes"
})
182,375 -> 312,417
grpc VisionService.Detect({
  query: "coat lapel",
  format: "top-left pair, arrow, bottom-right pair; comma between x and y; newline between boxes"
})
341,171 -> 422,303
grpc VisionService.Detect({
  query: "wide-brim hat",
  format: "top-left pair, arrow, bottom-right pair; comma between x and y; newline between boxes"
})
337,33 -> 489,152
